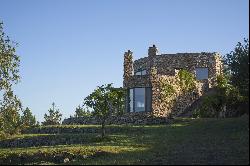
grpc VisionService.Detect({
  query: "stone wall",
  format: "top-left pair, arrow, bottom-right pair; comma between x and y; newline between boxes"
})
63,112 -> 167,125
149,70 -> 201,118
152,52 -> 223,88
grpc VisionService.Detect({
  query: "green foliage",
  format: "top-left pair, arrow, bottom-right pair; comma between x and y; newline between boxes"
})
109,87 -> 125,116
192,95 -> 223,118
74,105 -> 92,118
160,69 -> 195,99
193,74 -> 244,118
225,38 -> 249,99
20,107 -> 38,128
0,90 -> 22,138
0,22 -> 20,91
83,84 -> 125,137
160,81 -> 176,98
0,22 -> 22,138
216,74 -> 230,89
178,69 -> 196,93
42,102 -> 62,126
0,105 -> 21,138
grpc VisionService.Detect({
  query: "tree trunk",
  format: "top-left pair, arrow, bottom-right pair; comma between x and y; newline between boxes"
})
101,121 -> 105,138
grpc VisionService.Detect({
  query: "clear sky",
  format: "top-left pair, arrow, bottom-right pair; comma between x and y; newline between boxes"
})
0,0 -> 249,122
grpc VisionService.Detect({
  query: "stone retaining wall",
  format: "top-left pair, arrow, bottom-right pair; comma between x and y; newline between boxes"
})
62,112 -> 167,125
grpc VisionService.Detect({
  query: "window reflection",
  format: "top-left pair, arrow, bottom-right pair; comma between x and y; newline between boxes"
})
134,88 -> 145,112
129,89 -> 133,112
195,68 -> 208,80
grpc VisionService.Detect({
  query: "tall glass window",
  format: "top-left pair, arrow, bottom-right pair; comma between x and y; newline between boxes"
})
134,88 -> 145,112
129,89 -> 133,112
128,87 -> 151,112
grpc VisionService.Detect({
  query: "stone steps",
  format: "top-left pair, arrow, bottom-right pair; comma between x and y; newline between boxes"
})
176,88 -> 217,117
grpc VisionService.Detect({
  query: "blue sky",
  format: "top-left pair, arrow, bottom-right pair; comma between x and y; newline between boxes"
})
0,0 -> 249,122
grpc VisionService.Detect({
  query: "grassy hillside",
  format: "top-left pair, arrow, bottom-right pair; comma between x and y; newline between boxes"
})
0,116 -> 249,165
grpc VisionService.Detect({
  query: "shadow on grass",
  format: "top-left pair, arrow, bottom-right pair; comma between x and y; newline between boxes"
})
0,117 -> 249,165
0,124 -> 183,149
70,117 -> 249,165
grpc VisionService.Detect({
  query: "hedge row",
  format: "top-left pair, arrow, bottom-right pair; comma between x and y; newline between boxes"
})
0,134 -> 103,148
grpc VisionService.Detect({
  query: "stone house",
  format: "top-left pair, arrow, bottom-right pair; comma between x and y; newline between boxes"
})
123,45 -> 223,118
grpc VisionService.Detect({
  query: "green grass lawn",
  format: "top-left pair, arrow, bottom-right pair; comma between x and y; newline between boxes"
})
0,116 -> 249,165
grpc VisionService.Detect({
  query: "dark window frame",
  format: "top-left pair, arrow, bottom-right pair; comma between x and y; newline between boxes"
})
128,87 -> 152,112
134,69 -> 147,76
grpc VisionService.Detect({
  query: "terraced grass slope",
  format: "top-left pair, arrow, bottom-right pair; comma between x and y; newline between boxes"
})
0,116 -> 249,165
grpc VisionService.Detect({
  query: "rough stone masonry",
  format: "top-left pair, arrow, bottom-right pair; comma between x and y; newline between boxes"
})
123,45 -> 223,121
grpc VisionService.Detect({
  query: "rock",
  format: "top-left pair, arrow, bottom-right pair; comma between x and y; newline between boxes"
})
64,158 -> 70,163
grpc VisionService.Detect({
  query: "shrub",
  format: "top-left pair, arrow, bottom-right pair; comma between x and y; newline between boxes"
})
192,74 -> 245,118
178,69 -> 196,93
192,94 -> 222,118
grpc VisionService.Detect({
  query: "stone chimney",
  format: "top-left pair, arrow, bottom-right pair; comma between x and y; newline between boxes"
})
148,44 -> 158,57
123,50 -> 134,87
147,45 -> 158,70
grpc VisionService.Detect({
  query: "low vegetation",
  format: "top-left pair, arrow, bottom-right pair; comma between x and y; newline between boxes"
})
0,116 -> 248,165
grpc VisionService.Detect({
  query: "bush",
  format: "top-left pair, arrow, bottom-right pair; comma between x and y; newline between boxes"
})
192,94 -> 223,118
192,74 -> 245,118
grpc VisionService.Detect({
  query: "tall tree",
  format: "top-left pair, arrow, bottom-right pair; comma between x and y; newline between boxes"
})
0,21 -> 22,137
20,107 -> 37,128
84,84 -> 125,138
225,38 -> 249,99
42,102 -> 62,125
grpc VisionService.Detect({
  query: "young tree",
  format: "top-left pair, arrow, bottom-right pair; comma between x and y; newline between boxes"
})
84,84 -> 124,138
74,105 -> 92,117
0,22 -> 22,137
225,38 -> 249,99
20,107 -> 37,128
42,102 -> 62,125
